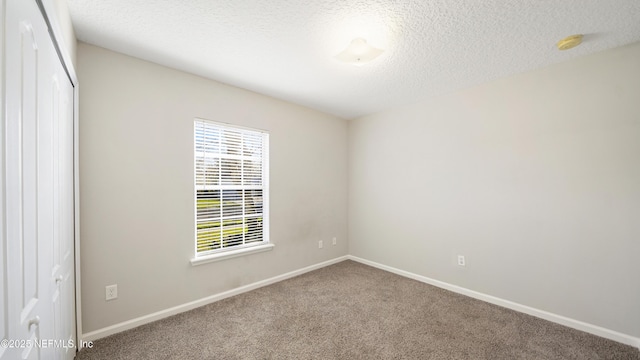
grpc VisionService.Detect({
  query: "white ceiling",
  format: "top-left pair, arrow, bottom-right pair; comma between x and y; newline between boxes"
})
67,0 -> 640,119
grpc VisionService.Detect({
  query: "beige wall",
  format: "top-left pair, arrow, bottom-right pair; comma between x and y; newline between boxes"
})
349,42 -> 640,337
78,43 -> 348,333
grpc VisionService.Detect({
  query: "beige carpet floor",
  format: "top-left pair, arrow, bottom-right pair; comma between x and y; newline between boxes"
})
76,260 -> 639,359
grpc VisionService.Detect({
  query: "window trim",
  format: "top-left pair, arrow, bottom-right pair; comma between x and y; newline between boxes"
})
190,243 -> 274,266
191,118 -> 270,264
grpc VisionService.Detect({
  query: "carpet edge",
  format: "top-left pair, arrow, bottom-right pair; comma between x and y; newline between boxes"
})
347,255 -> 640,350
81,255 -> 349,343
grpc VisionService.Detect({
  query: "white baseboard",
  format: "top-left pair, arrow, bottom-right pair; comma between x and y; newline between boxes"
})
82,254 -> 639,350
347,255 -> 640,350
82,256 -> 348,342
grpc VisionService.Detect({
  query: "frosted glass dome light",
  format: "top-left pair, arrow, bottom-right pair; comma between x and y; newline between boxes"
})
335,38 -> 384,65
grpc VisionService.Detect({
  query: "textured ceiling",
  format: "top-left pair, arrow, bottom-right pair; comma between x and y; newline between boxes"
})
67,0 -> 640,119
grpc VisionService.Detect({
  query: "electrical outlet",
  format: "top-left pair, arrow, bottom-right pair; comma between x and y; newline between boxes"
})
457,255 -> 466,267
106,284 -> 118,300
318,240 -> 323,249
332,237 -> 337,245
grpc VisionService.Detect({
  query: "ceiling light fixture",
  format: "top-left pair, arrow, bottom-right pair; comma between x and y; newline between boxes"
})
557,34 -> 583,51
335,38 -> 384,65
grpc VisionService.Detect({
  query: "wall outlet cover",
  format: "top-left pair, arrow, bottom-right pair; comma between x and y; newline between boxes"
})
106,284 -> 118,300
457,255 -> 466,267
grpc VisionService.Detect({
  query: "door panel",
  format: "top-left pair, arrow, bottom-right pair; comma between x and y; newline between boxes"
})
5,4 -> 46,358
18,18 -> 40,325
2,0 -> 76,359
0,0 -> 5,351
58,66 -> 76,360
50,55 -> 75,360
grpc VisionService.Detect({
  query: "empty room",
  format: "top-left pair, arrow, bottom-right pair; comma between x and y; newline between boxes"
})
2,0 -> 639,359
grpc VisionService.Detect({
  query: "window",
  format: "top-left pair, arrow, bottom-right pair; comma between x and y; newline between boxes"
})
194,119 -> 269,261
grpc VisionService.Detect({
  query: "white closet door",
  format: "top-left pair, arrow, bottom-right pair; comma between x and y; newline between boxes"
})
51,49 -> 76,360
1,0 -> 76,359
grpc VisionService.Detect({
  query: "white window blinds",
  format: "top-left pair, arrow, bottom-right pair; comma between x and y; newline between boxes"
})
194,119 -> 269,256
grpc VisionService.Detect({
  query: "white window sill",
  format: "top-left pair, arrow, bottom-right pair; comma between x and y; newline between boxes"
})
190,243 -> 275,266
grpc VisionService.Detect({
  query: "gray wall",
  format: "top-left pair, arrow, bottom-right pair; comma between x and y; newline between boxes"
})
78,43 -> 348,333
348,42 -> 640,337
